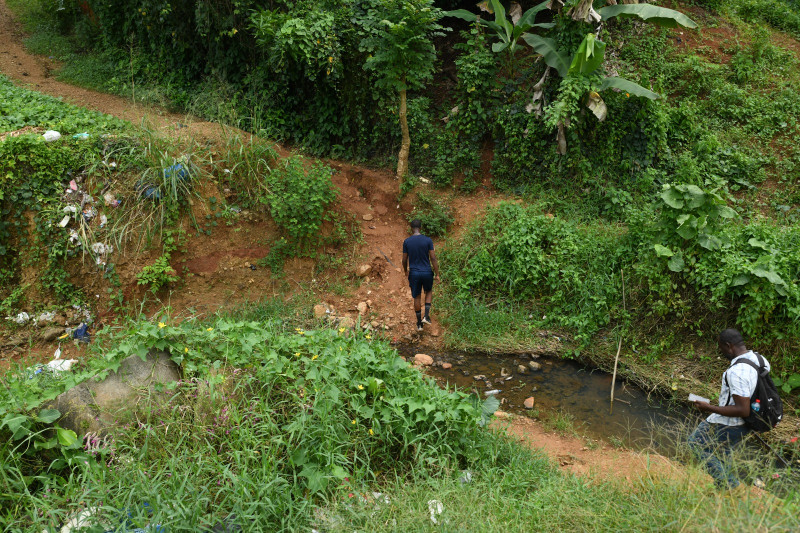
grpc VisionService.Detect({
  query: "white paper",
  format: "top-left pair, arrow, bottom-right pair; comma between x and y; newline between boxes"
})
688,393 -> 710,403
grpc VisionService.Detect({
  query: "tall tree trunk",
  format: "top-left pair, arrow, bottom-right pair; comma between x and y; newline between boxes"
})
396,86 -> 410,182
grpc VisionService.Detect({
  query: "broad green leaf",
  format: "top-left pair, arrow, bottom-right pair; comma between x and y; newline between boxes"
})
36,409 -> 61,424
661,187 -> 684,209
782,383 -> 792,394
698,233 -> 722,251
676,221 -> 697,240
747,238 -> 770,250
773,376 -> 783,387
598,4 -> 698,28
752,266 -> 786,286
787,374 -> 800,388
492,41 -> 510,53
34,437 -> 59,450
730,274 -> 750,287
517,0 -> 550,28
56,427 -> 78,448
569,34 -> 606,75
445,10 -> 503,33
599,77 -> 659,100
715,205 -> 737,219
683,185 -> 706,209
668,254 -> 685,272
1,414 -> 29,434
522,34 -> 569,77
479,395 -> 500,427
653,244 -> 674,257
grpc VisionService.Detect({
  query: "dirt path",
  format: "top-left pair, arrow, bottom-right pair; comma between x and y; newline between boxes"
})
0,0 -> 701,486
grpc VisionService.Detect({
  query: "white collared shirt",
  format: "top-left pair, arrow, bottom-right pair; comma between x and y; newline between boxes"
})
707,350 -> 770,426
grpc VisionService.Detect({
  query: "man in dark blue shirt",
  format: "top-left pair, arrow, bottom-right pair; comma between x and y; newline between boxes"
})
402,219 -> 440,332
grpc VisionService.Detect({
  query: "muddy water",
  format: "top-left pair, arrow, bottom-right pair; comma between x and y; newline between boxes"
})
400,347 -> 687,451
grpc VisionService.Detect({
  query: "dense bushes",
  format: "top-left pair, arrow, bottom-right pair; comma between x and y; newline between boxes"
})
443,200 -> 800,368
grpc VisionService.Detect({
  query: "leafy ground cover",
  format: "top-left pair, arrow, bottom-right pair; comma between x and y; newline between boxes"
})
2,312 -> 798,531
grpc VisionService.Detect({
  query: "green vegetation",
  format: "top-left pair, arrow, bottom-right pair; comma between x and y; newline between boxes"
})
2,315 -> 798,530
406,190 -> 454,237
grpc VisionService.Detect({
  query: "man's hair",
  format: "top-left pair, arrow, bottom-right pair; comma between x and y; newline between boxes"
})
410,219 -> 422,229
719,328 -> 745,346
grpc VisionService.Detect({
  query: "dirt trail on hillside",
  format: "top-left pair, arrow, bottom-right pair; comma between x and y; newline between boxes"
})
0,0 -> 702,486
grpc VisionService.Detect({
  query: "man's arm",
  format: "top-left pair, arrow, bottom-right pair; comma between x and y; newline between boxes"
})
694,395 -> 751,418
429,250 -> 440,280
402,253 -> 409,276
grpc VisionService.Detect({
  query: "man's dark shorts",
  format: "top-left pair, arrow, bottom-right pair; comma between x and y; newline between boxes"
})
408,272 -> 433,298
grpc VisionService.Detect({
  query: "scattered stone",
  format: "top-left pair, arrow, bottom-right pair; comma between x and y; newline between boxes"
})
357,302 -> 368,315
2,335 -> 26,348
356,264 -> 372,278
528,361 -> 542,372
41,327 -> 65,342
370,320 -> 379,328
523,397 -> 536,409
517,365 -> 528,374
414,353 -> 434,366
461,370 -> 470,376
500,367 -> 510,378
362,214 -> 374,221
366,299 -> 372,307
494,410 -> 511,419
441,362 -> 452,370
313,304 -> 329,319
530,353 -> 540,359
338,316 -> 356,330
473,374 -> 486,381
50,350 -> 180,436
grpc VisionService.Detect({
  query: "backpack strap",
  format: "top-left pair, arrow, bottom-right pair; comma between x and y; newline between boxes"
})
723,356 -> 762,406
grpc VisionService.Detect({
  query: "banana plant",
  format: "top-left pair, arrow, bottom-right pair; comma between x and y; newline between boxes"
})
522,2 -> 697,152
446,0 -> 554,54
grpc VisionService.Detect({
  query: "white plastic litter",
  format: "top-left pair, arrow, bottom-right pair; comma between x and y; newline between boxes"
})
58,507 -> 97,533
9,312 -> 29,325
63,205 -> 77,214
35,311 -> 56,325
427,499 -> 444,525
48,350 -> 77,372
58,215 -> 71,227
68,230 -> 80,244
99,214 -> 107,228
43,130 -> 62,142
459,471 -> 473,484
91,242 -> 113,255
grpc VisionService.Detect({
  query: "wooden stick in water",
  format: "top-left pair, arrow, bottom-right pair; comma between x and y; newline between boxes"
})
610,269 -> 626,414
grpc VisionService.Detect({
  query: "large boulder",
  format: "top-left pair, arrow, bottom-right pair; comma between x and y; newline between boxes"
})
50,350 -> 180,436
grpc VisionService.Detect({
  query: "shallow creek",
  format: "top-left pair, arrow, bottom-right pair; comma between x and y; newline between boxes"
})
399,346 -> 689,452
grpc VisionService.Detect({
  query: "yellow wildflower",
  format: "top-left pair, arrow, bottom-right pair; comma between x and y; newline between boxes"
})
358,384 -> 364,390
369,429 -> 374,436
351,419 -> 357,425
312,354 -> 319,361
158,322 -> 166,329
206,327 -> 213,332
294,352 -> 301,357
339,327 -> 346,333
422,143 -> 429,149
365,335 -> 372,340
328,56 -> 333,63
184,347 -> 189,353
625,93 -> 630,97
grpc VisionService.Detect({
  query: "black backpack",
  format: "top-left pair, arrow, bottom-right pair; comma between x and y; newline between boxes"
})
725,352 -> 783,432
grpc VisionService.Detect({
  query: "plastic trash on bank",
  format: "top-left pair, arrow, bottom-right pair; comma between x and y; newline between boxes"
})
8,312 -> 29,325
43,130 -> 61,142
73,323 -> 90,343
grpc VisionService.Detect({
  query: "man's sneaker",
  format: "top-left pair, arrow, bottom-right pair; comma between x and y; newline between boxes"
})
422,317 -> 432,325
417,323 -> 424,332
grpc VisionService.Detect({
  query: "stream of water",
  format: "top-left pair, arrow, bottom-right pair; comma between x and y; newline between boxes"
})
399,346 -> 689,452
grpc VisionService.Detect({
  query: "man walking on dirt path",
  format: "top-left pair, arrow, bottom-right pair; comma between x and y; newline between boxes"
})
689,328 -> 771,489
402,219 -> 440,332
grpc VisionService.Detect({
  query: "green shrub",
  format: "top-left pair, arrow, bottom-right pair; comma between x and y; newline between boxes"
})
263,156 -> 337,244
136,254 -> 179,292
406,190 -> 454,237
